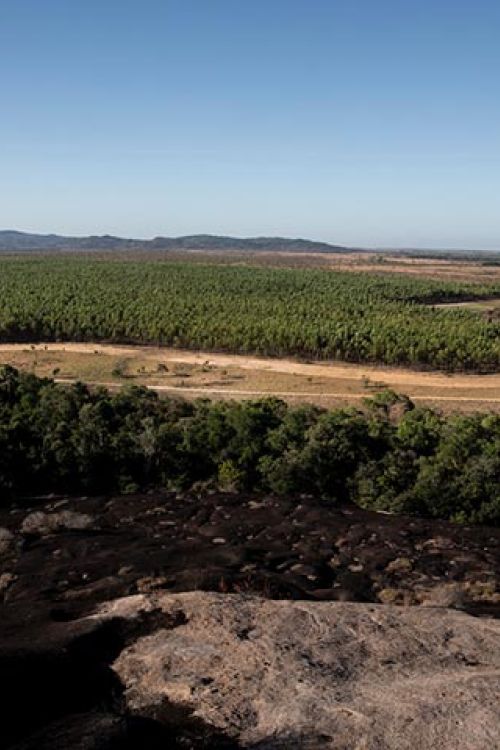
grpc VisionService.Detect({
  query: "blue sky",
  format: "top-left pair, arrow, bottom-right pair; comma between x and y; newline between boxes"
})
1,0 -> 499,249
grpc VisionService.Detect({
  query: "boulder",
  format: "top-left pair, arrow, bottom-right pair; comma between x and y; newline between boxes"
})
102,592 -> 500,749
20,511 -> 94,537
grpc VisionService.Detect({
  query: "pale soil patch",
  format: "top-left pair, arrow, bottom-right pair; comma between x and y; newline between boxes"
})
330,258 -> 500,283
306,256 -> 500,284
1,342 -> 500,413
434,298 -> 500,312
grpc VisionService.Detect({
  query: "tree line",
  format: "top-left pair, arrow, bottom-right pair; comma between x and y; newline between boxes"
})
1,367 -> 499,525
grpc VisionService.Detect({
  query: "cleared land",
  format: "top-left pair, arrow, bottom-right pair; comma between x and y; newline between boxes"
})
434,297 -> 500,312
321,253 -> 500,282
2,342 -> 500,412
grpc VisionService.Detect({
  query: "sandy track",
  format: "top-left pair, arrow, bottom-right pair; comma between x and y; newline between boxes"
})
52,379 -> 500,402
1,341 -> 500,404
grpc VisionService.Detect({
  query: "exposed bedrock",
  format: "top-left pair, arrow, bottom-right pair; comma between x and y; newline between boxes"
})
2,494 -> 500,747
3,590 -> 500,747
105,592 -> 500,748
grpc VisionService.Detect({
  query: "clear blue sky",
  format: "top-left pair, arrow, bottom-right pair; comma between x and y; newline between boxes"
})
1,0 -> 499,249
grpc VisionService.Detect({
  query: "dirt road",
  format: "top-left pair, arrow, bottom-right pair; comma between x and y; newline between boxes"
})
50,378 -> 500,403
1,341 -> 500,408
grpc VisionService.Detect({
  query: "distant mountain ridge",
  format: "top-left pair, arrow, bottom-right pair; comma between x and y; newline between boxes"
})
1,230 -> 496,258
0,230 -> 351,253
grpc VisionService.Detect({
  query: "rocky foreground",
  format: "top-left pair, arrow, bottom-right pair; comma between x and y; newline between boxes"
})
3,591 -> 500,749
113,591 -> 500,749
1,492 -> 500,748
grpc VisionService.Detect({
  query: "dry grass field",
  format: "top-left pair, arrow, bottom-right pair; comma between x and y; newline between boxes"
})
323,253 -> 500,283
2,342 -> 500,413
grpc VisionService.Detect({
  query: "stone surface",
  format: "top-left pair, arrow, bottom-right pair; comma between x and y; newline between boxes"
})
106,591 -> 500,749
11,712 -> 129,750
3,493 -> 500,616
2,492 -> 500,747
0,572 -> 18,600
0,526 -> 15,554
20,510 -> 94,537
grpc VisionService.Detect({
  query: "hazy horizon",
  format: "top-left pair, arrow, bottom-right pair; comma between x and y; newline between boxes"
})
1,0 -> 499,250
2,226 -> 499,253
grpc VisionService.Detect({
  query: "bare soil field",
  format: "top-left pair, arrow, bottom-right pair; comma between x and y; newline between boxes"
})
1,342 -> 500,412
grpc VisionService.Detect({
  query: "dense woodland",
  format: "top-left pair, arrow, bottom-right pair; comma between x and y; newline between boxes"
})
1,367 -> 499,525
0,257 -> 499,370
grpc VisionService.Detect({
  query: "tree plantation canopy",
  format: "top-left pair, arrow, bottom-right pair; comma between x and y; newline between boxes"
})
0,257 -> 499,371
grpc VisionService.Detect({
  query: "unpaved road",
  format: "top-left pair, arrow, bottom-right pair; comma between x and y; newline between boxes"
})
1,341 -> 500,406
52,378 -> 500,403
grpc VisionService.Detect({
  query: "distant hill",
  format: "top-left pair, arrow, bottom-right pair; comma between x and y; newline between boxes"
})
0,230 -> 351,254
2,230 -> 496,259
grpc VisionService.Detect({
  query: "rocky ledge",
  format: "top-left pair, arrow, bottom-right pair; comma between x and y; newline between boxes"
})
1,493 -> 500,747
3,591 -> 500,749
2,492 -> 499,618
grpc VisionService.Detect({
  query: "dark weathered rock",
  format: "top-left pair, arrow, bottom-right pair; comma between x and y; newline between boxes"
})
3,492 -> 500,615
0,526 -> 15,554
10,712 -> 128,750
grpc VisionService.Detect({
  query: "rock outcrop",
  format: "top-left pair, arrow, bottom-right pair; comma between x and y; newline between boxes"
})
2,492 -> 500,747
99,592 -> 500,749
3,493 -> 499,616
20,510 -> 94,537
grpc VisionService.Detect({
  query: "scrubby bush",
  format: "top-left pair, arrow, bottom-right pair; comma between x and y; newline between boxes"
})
0,367 -> 499,525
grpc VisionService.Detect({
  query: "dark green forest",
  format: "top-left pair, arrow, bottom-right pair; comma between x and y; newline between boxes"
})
1,367 -> 499,525
0,257 -> 499,370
